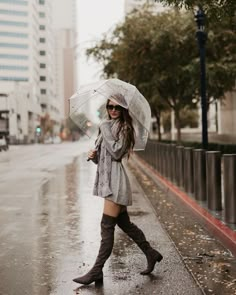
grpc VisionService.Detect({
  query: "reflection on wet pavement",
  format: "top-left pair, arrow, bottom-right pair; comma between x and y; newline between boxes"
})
0,150 -> 202,295
0,155 -> 99,295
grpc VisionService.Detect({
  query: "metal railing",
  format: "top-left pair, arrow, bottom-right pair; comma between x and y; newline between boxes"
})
137,140 -> 236,225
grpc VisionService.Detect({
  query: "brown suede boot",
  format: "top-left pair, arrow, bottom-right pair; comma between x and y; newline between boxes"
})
117,210 -> 163,275
73,214 -> 117,285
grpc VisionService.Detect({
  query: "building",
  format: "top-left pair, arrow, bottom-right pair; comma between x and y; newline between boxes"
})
0,0 -> 77,144
38,0 -> 61,140
0,0 -> 41,143
219,91 -> 236,136
124,0 -> 236,141
51,0 -> 77,121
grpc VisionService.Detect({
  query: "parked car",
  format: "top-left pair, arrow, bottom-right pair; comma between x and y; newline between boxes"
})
0,110 -> 9,151
0,134 -> 8,151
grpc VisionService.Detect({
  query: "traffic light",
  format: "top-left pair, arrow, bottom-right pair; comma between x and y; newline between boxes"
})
36,126 -> 41,134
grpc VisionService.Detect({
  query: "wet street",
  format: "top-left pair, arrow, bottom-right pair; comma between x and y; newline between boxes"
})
0,140 -> 203,295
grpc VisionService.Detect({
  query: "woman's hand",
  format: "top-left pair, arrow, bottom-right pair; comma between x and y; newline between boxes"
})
87,149 -> 97,160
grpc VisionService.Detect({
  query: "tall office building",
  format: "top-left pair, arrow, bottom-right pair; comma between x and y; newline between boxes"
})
0,0 -> 40,143
0,0 -> 77,144
51,0 -> 77,120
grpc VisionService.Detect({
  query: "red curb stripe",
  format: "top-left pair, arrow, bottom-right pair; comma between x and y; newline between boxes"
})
134,154 -> 236,256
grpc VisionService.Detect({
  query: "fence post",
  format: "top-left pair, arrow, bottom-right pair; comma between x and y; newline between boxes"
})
193,149 -> 206,201
184,147 -> 194,194
171,144 -> 177,182
163,144 -> 169,178
176,146 -> 184,188
206,151 -> 222,211
166,144 -> 171,179
223,154 -> 236,224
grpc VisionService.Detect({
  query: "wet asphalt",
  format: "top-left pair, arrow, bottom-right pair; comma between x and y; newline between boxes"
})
0,140 -> 203,295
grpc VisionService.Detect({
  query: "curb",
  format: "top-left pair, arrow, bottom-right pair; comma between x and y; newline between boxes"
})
133,154 -> 236,257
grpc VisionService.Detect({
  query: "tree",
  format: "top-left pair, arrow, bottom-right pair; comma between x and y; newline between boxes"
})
87,9 -> 198,141
87,7 -> 235,142
40,113 -> 53,143
156,0 -> 236,24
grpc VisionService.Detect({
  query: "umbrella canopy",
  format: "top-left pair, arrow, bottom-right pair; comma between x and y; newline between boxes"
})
69,79 -> 151,150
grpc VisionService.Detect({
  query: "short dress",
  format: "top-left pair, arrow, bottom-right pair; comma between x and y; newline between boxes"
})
92,119 -> 132,206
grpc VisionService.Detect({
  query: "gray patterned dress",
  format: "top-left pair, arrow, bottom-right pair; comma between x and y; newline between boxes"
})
92,119 -> 132,206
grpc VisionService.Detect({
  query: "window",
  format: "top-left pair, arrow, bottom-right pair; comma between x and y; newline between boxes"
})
0,20 -> 28,27
39,50 -> 46,56
0,0 -> 28,5
0,54 -> 28,60
0,65 -> 28,71
0,76 -> 28,81
0,9 -> 28,16
40,63 -> 46,68
39,37 -> 45,43
0,32 -> 28,38
39,25 -> 45,30
40,89 -> 46,94
39,12 -> 45,18
40,76 -> 46,81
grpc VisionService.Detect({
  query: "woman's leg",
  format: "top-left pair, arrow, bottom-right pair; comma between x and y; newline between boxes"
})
103,199 -> 123,217
73,200 -> 122,285
117,210 -> 163,275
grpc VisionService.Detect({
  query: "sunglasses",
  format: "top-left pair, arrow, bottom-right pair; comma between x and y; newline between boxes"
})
106,104 -> 122,112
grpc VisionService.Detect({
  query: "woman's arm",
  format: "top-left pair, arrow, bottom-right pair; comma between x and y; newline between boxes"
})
100,121 -> 127,160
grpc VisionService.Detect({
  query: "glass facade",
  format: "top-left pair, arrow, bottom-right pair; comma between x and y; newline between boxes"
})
0,43 -> 28,48
0,32 -> 28,38
0,65 -> 28,71
0,0 -> 28,5
0,9 -> 28,16
39,12 -> 45,18
0,54 -> 28,59
0,20 -> 28,27
0,76 -> 28,81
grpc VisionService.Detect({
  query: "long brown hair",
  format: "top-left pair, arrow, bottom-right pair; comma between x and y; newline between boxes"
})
106,98 -> 135,157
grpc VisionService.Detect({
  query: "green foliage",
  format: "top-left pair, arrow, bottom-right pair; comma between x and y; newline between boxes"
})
155,0 -> 236,24
87,6 -> 236,141
162,107 -> 199,132
179,107 -> 199,128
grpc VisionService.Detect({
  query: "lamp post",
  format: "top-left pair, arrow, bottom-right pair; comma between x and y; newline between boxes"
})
195,7 -> 208,149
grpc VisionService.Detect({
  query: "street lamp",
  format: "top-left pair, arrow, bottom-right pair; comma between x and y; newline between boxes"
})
195,7 -> 208,149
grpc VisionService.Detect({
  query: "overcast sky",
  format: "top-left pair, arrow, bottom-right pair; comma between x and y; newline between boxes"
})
76,0 -> 125,86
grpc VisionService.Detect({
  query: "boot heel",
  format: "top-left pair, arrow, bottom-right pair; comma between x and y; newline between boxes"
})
95,277 -> 103,285
157,253 -> 163,262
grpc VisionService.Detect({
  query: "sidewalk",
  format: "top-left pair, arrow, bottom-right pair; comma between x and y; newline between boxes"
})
71,157 -> 203,295
129,155 -> 236,295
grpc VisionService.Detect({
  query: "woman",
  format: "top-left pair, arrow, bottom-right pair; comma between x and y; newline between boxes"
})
73,96 -> 163,285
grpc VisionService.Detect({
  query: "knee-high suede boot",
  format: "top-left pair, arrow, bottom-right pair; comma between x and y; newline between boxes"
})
73,214 -> 117,285
117,210 -> 163,275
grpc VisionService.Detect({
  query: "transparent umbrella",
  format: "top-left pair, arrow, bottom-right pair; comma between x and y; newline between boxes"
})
69,79 -> 151,150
